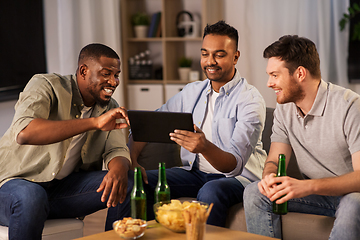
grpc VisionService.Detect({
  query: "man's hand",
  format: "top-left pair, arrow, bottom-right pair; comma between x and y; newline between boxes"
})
97,157 -> 130,208
132,162 -> 148,184
169,125 -> 208,153
96,107 -> 129,131
259,174 -> 313,204
170,124 -> 236,173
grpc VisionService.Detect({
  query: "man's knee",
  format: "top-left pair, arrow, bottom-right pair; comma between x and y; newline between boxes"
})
5,180 -> 49,217
337,193 -> 360,217
243,181 -> 263,209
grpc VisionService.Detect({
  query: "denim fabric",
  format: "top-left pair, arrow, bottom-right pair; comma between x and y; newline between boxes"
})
0,170 -> 134,240
244,181 -> 360,240
107,166 -> 245,228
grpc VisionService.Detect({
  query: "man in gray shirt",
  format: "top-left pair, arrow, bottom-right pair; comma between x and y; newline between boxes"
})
244,35 -> 360,240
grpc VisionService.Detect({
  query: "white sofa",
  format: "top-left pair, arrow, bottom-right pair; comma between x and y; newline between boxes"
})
0,218 -> 83,240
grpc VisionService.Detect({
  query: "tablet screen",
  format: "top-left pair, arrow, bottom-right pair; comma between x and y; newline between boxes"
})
128,110 -> 194,144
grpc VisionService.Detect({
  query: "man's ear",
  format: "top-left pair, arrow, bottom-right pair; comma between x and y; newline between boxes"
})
234,50 -> 240,64
296,66 -> 307,82
79,64 -> 88,79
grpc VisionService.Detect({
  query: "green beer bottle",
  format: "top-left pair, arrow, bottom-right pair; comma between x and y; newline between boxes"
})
272,154 -> 288,215
131,167 -> 147,220
154,162 -> 170,203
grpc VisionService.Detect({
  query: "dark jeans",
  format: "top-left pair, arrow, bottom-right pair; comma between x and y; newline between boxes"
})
106,167 -> 245,228
0,170 -> 134,240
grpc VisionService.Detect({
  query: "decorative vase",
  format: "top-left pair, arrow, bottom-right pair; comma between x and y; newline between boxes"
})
178,67 -> 191,81
134,25 -> 148,38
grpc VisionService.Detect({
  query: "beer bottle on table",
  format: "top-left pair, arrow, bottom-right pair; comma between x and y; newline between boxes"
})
154,162 -> 170,204
272,154 -> 288,215
131,167 -> 147,220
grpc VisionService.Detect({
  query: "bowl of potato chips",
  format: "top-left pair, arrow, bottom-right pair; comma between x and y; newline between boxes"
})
113,217 -> 147,239
153,199 -> 209,233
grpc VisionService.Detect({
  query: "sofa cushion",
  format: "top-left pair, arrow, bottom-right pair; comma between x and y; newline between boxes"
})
137,142 -> 182,170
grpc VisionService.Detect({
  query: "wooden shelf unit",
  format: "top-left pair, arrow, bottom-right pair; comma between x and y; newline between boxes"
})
120,0 -> 223,109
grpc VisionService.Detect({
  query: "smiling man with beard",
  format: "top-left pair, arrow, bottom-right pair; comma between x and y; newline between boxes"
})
124,20 -> 267,227
0,43 -> 132,240
244,35 -> 360,240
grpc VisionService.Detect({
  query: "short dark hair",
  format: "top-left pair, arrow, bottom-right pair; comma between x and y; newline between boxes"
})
78,43 -> 119,64
263,35 -> 321,79
203,20 -> 238,50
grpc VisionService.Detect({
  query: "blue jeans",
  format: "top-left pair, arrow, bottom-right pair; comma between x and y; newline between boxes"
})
107,167 -> 245,227
0,170 -> 134,240
243,181 -> 360,240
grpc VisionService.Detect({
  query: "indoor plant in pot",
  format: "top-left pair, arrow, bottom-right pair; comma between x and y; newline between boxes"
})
178,56 -> 192,81
131,12 -> 150,38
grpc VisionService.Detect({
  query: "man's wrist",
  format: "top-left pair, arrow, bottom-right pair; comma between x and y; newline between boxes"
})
265,160 -> 278,168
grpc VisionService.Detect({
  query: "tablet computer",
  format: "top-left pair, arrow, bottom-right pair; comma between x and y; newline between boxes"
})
128,110 -> 194,144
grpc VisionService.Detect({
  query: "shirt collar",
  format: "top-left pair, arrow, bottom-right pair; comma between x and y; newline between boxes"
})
306,79 -> 328,117
71,74 -> 85,109
205,69 -> 241,96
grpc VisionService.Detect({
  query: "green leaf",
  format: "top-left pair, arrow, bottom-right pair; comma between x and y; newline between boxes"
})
353,3 -> 360,12
349,7 -> 355,16
339,19 -> 347,31
343,13 -> 350,19
352,22 -> 360,41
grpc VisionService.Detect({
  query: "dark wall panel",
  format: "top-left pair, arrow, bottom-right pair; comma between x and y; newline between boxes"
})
0,0 -> 47,101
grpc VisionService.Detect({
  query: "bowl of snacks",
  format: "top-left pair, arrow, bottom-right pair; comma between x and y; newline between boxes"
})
153,199 -> 209,233
113,217 -> 147,239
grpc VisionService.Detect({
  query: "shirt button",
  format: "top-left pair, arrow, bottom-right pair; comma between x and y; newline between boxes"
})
73,104 -> 76,106
189,161 -> 192,165
31,179 -> 35,181
198,122 -> 201,125
305,125 -> 308,129
52,172 -> 56,176
81,104 -> 84,107
75,115 -> 79,118
226,92 -> 229,95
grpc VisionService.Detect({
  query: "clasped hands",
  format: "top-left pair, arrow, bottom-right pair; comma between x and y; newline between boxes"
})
258,174 -> 311,204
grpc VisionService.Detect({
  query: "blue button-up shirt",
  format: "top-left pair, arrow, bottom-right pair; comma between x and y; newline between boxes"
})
158,70 -> 266,179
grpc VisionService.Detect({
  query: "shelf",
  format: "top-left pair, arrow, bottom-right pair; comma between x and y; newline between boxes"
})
127,80 -> 164,84
165,37 -> 202,42
120,0 -> 223,109
127,38 -> 163,42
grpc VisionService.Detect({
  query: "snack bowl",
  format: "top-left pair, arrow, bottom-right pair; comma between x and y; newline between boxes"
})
153,199 -> 209,233
113,217 -> 147,239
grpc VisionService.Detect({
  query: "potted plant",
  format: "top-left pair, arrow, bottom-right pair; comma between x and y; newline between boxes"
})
178,56 -> 192,81
131,12 -> 150,38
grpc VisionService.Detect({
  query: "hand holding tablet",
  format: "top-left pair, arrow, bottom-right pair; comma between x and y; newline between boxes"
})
128,110 -> 194,144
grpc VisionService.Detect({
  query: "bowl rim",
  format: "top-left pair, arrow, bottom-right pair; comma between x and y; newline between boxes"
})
153,200 -> 210,210
112,219 -> 148,229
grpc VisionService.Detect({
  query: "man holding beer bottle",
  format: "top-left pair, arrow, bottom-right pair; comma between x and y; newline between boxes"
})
243,35 -> 360,240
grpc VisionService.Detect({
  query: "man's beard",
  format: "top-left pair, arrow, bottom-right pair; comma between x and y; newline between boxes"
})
88,87 -> 110,107
277,77 -> 305,104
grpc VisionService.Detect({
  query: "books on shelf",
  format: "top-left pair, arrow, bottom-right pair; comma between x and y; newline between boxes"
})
148,12 -> 161,38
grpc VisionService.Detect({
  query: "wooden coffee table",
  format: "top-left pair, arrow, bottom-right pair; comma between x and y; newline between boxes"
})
76,220 -> 276,240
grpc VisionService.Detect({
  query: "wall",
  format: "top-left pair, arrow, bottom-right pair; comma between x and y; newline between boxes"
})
0,100 -> 16,136
0,0 -> 357,136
